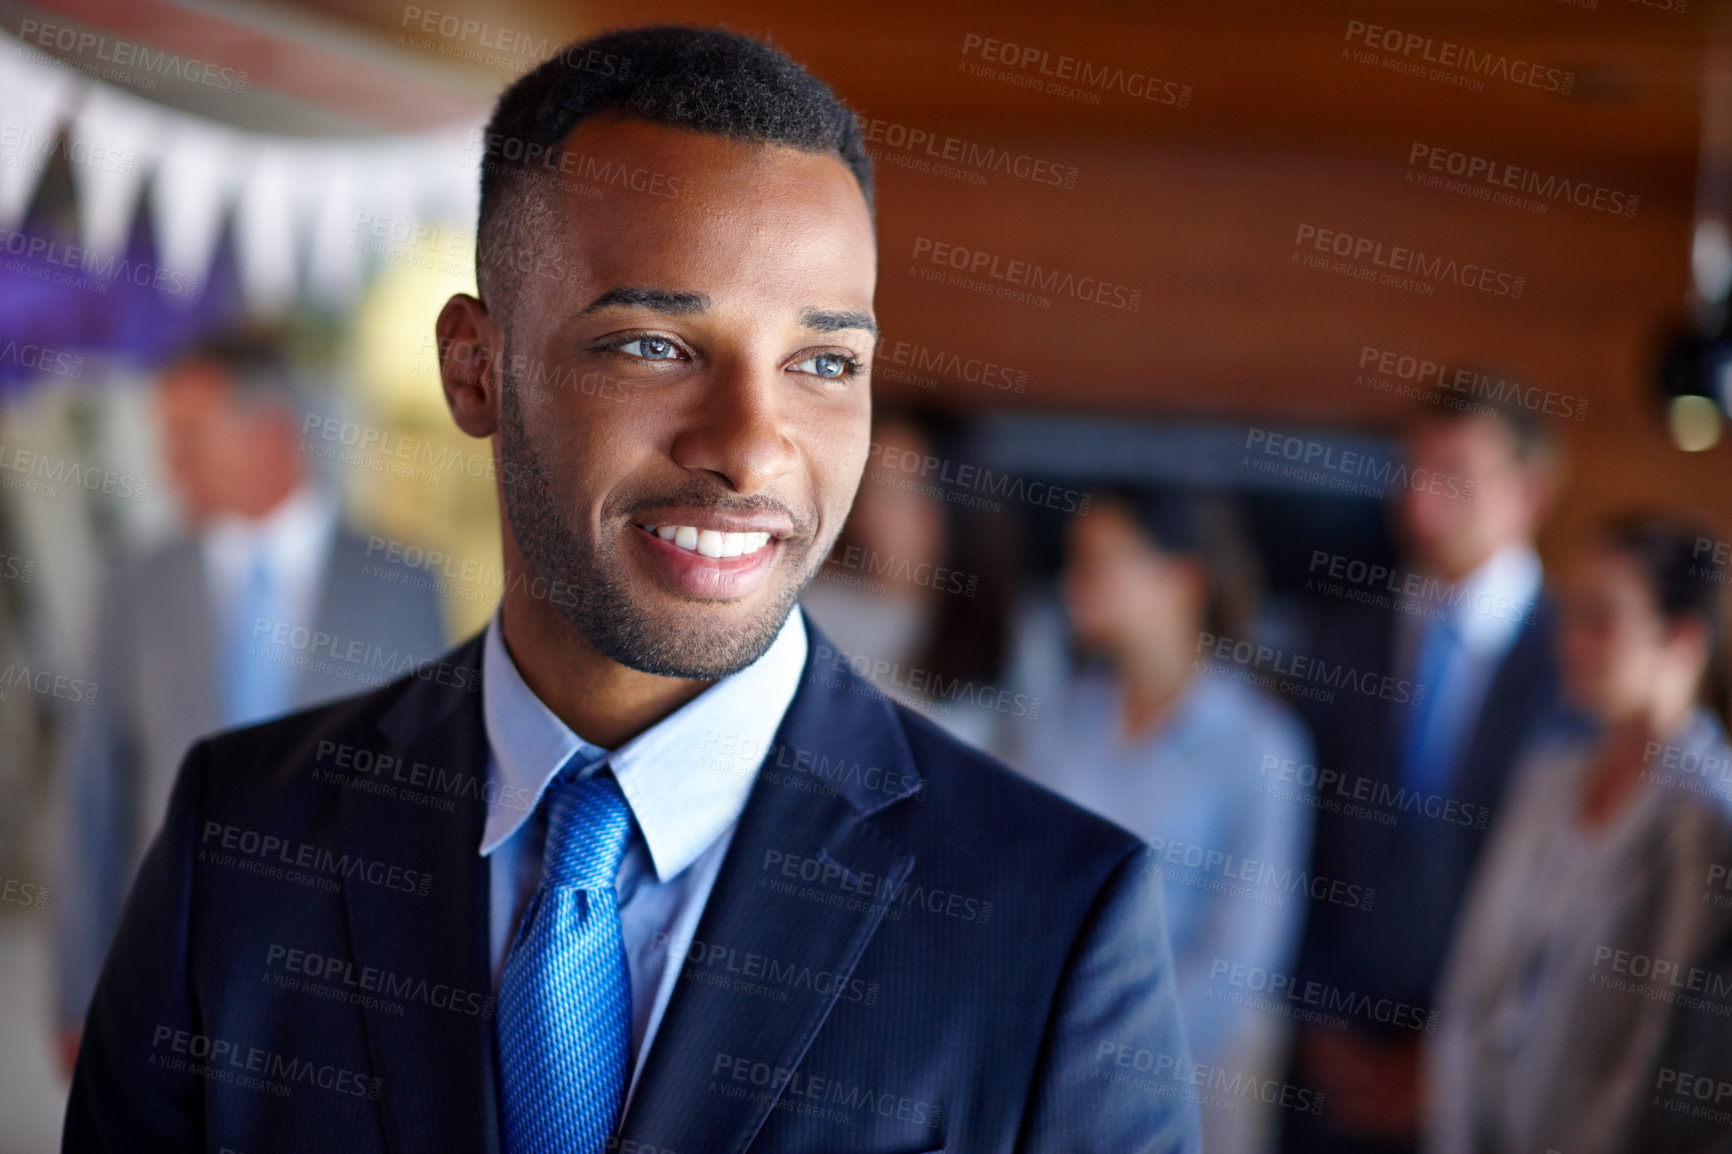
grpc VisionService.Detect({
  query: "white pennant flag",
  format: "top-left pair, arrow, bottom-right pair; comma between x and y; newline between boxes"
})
150,118 -> 244,302
0,39 -> 79,229
69,84 -> 161,258
235,141 -> 309,315
305,147 -> 361,306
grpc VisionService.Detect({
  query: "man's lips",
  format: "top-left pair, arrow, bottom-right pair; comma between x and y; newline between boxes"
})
629,519 -> 784,599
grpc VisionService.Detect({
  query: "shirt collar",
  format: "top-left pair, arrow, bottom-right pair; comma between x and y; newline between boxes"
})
479,607 -> 810,882
202,482 -> 337,577
1161,673 -> 1238,755
1416,542 -> 1542,654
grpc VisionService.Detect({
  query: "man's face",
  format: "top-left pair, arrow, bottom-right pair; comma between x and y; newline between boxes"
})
155,361 -> 290,523
467,117 -> 877,678
1397,416 -> 1540,579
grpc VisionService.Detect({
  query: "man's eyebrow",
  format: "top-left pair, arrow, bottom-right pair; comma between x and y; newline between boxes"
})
800,308 -> 878,338
579,287 -> 713,315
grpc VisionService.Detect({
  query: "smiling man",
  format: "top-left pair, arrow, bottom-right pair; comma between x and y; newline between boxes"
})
63,27 -> 1198,1154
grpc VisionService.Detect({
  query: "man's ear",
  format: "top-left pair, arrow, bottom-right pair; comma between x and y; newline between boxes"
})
436,293 -> 503,438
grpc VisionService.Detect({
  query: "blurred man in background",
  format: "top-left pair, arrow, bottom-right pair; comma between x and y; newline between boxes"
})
1284,398 -> 1565,1154
52,332 -> 446,1073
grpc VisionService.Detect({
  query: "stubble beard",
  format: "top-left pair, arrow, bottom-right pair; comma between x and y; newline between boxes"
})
496,368 -> 827,679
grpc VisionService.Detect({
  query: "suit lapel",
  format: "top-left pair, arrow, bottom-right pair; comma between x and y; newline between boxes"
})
618,624 -> 924,1154
339,634 -> 500,1154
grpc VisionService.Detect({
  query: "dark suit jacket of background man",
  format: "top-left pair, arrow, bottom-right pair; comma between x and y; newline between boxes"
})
1290,600 -> 1560,1020
1281,599 -> 1561,1154
63,614 -> 1200,1154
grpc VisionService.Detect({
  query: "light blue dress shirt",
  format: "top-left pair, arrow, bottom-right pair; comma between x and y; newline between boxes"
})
1009,671 -> 1314,1093
1396,543 -> 1543,791
479,606 -> 809,1115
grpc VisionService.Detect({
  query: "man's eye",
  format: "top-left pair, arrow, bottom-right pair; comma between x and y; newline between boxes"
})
794,353 -> 856,380
619,337 -> 680,361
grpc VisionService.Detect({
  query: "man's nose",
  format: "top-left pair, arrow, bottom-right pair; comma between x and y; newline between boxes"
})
669,362 -> 800,494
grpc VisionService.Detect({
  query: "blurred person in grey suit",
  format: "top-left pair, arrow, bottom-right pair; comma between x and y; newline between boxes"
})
51,333 -> 446,1073
1427,513 -> 1732,1154
0,520 -> 47,880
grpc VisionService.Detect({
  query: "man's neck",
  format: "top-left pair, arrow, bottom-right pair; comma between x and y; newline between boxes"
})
232,468 -> 303,522
499,591 -> 713,749
1114,642 -> 1192,742
1429,537 -> 1523,587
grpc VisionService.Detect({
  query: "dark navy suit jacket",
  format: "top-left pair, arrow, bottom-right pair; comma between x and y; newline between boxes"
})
1292,599 -> 1562,1018
64,618 -> 1200,1153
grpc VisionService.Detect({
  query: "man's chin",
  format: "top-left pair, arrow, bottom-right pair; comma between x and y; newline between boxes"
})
581,592 -> 796,680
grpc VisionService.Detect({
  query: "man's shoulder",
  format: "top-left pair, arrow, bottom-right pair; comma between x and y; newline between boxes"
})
188,636 -> 483,808
195,676 -> 402,786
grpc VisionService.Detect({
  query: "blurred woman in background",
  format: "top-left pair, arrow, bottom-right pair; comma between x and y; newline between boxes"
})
801,407 -> 1019,753
1427,513 -> 1732,1154
1006,486 -> 1315,1154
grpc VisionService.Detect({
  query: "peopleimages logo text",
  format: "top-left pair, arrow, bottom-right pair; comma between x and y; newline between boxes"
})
0,227 -> 200,298
17,18 -> 250,91
1343,19 -> 1574,94
961,33 -> 1191,106
910,237 -> 1141,312
856,114 -> 1078,189
1293,225 -> 1524,299
1243,429 -> 1475,501
1356,346 -> 1587,421
1197,631 -> 1422,705
1407,143 -> 1638,219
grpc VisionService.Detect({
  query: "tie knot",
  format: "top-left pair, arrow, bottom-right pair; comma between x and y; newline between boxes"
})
541,770 -> 633,891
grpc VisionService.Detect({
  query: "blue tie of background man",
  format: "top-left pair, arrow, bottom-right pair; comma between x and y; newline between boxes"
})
1401,613 -> 1463,799
497,763 -> 636,1154
222,550 -> 293,727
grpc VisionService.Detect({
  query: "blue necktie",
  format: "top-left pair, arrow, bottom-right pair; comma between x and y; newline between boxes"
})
1402,615 -> 1462,798
497,768 -> 635,1154
223,552 -> 289,726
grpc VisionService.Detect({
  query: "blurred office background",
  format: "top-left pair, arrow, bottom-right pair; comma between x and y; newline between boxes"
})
1,1 -> 1730,1151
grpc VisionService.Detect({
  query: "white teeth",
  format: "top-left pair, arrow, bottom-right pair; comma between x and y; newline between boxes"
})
645,524 -> 775,556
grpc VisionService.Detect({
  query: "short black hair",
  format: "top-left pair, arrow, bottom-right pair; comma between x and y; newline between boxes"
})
1088,484 -> 1262,643
1405,367 -> 1560,472
476,25 -> 873,310
1596,510 -> 1729,719
172,328 -> 302,410
1599,512 -> 1726,639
